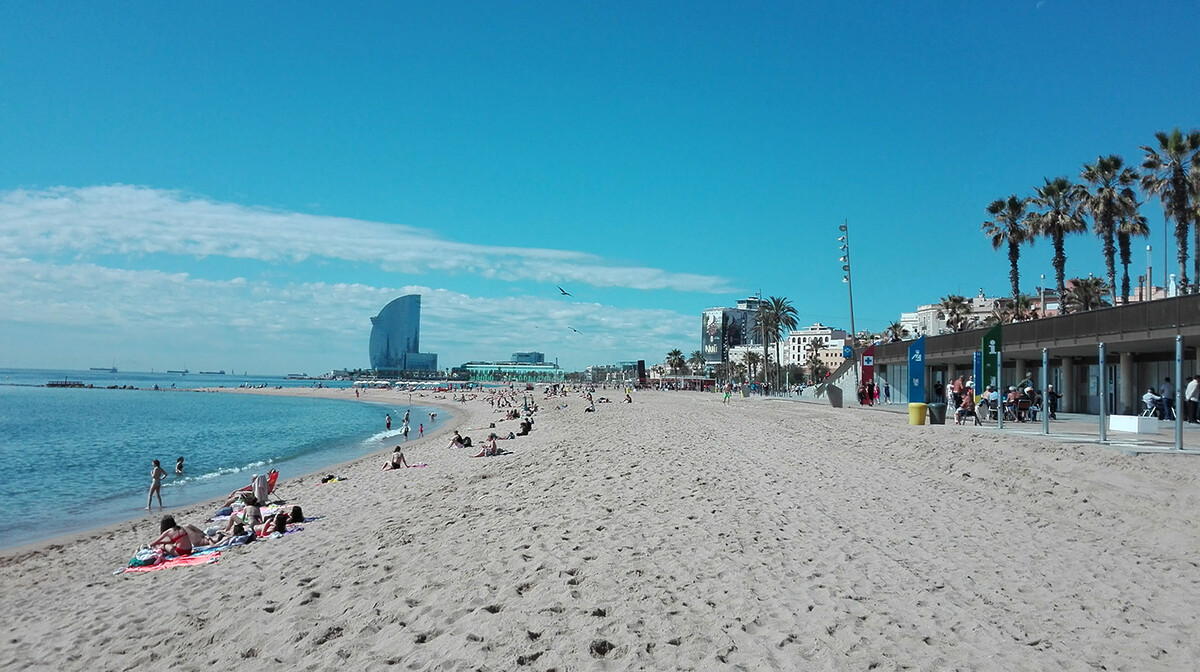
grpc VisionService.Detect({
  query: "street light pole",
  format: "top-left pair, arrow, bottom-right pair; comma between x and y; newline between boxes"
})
839,220 -> 858,389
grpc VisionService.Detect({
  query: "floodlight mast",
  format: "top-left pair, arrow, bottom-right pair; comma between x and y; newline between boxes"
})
839,220 -> 858,388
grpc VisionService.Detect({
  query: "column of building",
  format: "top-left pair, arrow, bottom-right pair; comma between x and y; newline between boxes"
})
1119,352 -> 1135,415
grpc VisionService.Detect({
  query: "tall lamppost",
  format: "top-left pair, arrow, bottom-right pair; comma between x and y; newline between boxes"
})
839,220 -> 858,388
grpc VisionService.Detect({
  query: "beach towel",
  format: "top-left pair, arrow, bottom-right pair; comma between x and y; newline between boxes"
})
118,552 -> 220,574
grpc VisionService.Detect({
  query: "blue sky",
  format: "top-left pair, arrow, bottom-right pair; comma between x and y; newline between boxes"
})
1,2 -> 1196,373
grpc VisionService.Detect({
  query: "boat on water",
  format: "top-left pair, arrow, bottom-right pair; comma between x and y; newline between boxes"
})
285,373 -> 309,379
199,370 -> 226,375
89,366 -> 117,373
166,369 -> 189,375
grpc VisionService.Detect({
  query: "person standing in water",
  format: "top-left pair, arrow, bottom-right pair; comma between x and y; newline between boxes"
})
175,456 -> 184,475
148,459 -> 167,510
402,422 -> 410,441
385,414 -> 391,430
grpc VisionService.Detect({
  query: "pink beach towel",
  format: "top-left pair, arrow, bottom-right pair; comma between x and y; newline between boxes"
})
121,552 -> 220,574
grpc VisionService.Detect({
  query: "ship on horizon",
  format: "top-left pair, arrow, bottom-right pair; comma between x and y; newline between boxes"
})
90,359 -> 117,373
198,370 -> 226,375
166,369 -> 189,375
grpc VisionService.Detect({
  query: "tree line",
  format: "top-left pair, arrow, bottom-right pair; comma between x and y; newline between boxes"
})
981,127 -> 1199,318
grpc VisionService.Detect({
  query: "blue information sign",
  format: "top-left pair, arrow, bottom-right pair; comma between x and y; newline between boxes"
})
973,351 -> 983,396
907,336 -> 926,403
843,345 -> 852,359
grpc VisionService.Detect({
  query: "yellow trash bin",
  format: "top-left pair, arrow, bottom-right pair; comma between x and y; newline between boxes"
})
908,402 -> 928,425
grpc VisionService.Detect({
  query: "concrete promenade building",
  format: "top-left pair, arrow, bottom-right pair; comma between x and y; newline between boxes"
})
871,293 -> 1200,415
369,295 -> 438,373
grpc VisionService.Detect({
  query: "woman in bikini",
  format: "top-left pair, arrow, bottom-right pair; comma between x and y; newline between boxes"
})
147,459 -> 167,510
149,515 -> 192,556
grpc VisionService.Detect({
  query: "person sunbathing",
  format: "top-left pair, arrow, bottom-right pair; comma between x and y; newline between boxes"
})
254,506 -> 304,537
382,445 -> 409,469
447,431 -> 465,449
255,512 -> 290,537
222,496 -> 263,534
149,515 -> 193,556
470,435 -> 499,457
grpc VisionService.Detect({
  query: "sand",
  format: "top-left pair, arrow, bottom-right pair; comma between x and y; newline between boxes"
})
3,387 -> 1200,671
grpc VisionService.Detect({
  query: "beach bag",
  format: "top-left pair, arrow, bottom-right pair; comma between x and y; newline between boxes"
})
129,548 -> 165,567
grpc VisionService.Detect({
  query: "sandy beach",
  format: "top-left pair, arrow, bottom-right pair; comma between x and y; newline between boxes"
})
3,387 -> 1200,671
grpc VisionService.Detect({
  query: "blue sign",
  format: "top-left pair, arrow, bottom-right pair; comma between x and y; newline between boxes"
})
843,345 -> 852,359
973,351 -> 983,395
907,336 -> 925,403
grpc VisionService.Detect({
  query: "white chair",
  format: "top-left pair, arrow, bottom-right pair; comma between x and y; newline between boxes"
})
1141,402 -> 1159,418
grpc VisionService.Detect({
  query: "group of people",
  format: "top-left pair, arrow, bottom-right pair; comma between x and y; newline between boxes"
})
943,375 -> 1061,425
1142,376 -> 1200,421
856,380 -> 891,406
144,470 -> 306,559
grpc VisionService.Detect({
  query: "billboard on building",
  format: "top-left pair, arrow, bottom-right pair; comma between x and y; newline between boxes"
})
703,309 -> 727,362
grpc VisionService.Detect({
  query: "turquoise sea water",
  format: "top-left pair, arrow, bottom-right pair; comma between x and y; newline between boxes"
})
0,369 -> 447,549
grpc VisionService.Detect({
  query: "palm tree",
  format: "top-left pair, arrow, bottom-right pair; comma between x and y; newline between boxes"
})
937,294 -> 971,333
688,350 -> 707,375
1078,155 -> 1139,304
805,353 -> 829,382
1028,176 -> 1087,300
743,351 -> 761,383
1141,128 -> 1200,290
1116,201 -> 1150,303
983,195 -> 1034,301
762,296 -> 797,389
1062,277 -> 1111,313
885,321 -> 908,342
666,349 -> 686,375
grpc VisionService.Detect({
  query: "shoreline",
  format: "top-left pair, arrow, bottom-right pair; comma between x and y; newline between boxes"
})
0,385 -> 470,559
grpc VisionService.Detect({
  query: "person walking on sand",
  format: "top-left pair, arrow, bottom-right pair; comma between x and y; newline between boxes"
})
148,459 -> 167,510
385,414 -> 391,430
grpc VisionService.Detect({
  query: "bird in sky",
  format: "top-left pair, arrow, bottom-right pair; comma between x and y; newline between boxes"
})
557,286 -> 572,296
569,326 -> 582,334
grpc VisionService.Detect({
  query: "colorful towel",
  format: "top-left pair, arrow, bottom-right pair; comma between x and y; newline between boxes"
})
119,552 -> 220,574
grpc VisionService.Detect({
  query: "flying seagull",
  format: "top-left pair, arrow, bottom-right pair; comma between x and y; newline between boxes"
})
557,286 -> 572,296
569,326 -> 582,334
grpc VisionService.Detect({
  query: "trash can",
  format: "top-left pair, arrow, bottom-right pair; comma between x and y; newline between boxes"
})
908,402 -> 928,425
927,402 -> 947,425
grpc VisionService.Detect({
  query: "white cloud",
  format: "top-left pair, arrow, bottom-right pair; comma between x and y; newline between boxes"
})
0,185 -> 736,293
0,258 -> 696,371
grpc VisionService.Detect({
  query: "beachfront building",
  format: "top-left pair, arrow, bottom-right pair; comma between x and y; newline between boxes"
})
782,323 -> 849,368
701,297 -> 766,364
866,293 -> 1200,414
511,352 -> 545,364
453,360 -> 564,382
369,294 -> 439,374
584,361 -> 639,384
